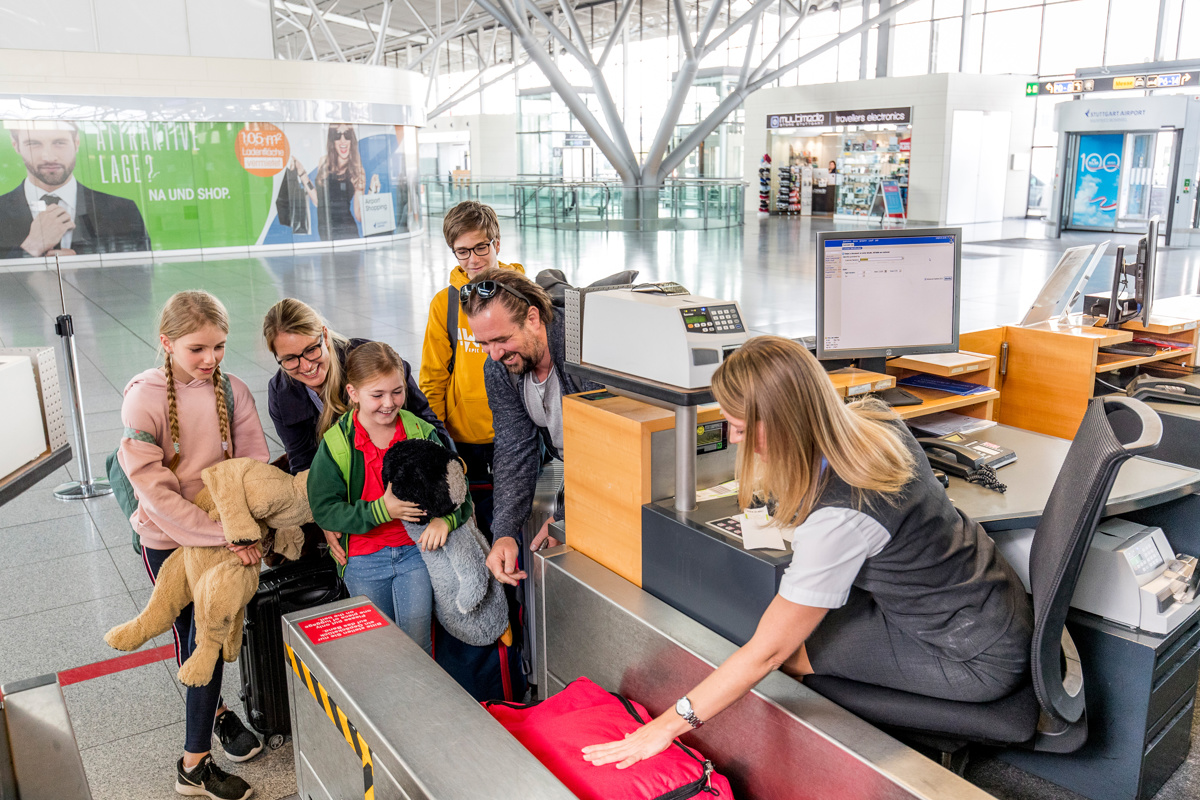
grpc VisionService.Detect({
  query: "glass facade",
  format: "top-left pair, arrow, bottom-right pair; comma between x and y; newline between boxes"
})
428,0 -> 1194,216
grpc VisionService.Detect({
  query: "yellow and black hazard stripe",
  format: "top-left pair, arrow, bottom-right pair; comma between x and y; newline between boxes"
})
285,642 -> 375,800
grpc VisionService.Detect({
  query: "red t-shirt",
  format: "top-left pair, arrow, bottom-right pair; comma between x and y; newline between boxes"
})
348,413 -> 415,557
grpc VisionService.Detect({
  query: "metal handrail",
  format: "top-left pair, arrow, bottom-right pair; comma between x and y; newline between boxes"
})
428,177 -> 747,231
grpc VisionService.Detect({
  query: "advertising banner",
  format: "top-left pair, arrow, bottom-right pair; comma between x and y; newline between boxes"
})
767,107 -> 911,129
0,120 -> 419,261
880,180 -> 905,217
1070,133 -> 1123,229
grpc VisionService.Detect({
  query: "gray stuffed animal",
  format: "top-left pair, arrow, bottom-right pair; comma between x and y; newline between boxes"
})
382,438 -> 509,647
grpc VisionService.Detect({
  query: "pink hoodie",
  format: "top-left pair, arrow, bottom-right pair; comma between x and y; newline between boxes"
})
118,367 -> 270,550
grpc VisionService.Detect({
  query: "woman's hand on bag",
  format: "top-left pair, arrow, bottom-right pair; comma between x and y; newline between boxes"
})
291,157 -> 306,174
369,173 -> 381,194
323,528 -> 347,566
581,715 -> 679,769
383,486 -> 424,523
227,542 -> 263,567
418,518 -> 449,552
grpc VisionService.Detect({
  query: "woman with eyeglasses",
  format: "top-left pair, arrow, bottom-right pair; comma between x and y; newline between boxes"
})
288,124 -> 371,240
262,297 -> 450,486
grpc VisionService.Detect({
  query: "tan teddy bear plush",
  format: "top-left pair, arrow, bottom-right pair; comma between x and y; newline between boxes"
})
105,458 -> 311,687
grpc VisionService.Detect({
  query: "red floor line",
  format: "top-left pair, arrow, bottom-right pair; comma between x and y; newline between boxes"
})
58,645 -> 177,687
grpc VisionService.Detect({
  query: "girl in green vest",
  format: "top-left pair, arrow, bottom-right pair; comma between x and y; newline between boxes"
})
307,342 -> 473,653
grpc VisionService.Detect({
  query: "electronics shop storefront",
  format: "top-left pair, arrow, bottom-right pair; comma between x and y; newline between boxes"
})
1050,94 -> 1200,244
765,107 -> 911,218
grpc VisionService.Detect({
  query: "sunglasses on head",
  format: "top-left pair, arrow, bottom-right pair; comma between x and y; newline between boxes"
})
333,129 -> 353,141
460,279 -> 531,308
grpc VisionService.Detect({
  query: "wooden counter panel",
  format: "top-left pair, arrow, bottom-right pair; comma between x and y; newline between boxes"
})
998,326 -> 1097,438
563,391 -> 728,588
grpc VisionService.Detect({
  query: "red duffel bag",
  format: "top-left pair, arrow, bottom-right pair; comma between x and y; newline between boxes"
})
484,676 -> 735,800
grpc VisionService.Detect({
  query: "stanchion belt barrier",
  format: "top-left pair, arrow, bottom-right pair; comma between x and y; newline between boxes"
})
285,642 -> 375,800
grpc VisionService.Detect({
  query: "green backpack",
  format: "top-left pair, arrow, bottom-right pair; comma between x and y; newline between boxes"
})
107,373 -> 235,555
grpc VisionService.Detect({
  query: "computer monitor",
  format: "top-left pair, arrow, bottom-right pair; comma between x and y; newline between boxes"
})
1139,216 -> 1159,328
816,228 -> 962,369
1102,216 -> 1159,329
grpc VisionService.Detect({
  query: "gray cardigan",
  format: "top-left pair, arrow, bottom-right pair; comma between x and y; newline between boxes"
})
483,312 -> 600,544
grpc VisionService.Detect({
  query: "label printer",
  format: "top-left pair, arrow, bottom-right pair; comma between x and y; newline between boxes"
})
995,518 -> 1200,635
582,283 -> 750,388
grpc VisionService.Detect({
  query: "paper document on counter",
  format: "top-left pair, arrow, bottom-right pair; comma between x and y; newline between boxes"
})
907,411 -> 997,438
697,479 -> 739,502
741,507 -> 788,551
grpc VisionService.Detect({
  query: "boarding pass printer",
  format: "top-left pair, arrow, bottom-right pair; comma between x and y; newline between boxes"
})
995,519 -> 1200,635
582,283 -> 749,388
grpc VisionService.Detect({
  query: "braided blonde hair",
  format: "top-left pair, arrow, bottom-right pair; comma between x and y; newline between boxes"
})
158,290 -> 233,471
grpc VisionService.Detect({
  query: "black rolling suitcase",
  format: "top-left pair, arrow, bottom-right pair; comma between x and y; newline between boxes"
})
239,555 -> 346,748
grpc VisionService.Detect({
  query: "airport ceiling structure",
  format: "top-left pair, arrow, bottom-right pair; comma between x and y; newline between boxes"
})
272,0 -> 860,74
273,0 -> 907,209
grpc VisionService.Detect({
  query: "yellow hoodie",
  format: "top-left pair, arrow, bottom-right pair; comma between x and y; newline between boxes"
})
419,261 -> 525,445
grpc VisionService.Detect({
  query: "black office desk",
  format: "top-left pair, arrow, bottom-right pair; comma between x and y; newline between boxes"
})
641,423 -> 1200,800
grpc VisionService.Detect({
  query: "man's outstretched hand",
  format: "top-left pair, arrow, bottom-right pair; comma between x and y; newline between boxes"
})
486,535 -> 527,586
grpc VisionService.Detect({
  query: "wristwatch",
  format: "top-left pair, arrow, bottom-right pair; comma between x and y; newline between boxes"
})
674,696 -> 704,729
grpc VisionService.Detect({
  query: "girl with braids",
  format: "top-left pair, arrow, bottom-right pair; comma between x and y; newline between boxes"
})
263,298 -> 448,563
117,290 -> 270,800
584,336 -> 1031,769
307,342 -> 471,654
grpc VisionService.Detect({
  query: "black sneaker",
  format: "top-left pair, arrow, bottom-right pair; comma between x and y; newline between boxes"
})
175,755 -> 252,800
213,710 -> 263,763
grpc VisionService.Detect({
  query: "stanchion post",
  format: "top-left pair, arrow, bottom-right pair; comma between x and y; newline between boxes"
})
51,254 -> 112,501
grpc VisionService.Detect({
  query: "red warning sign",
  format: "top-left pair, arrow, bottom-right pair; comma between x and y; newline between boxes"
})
299,605 -> 388,645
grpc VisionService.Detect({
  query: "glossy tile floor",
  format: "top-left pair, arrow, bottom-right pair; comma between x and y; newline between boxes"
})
2,214 -> 1199,800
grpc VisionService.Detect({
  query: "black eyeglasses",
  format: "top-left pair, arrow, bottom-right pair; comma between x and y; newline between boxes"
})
276,338 -> 324,370
333,130 -> 353,141
460,280 -> 531,308
451,240 -> 495,261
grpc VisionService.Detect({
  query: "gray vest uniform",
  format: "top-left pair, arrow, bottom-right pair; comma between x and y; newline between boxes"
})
816,423 -> 1021,660
805,422 -> 1032,702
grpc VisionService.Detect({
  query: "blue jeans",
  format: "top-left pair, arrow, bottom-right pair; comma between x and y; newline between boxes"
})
343,545 -> 434,655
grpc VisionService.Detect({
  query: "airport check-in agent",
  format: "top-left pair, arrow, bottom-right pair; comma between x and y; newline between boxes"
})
583,336 -> 1033,767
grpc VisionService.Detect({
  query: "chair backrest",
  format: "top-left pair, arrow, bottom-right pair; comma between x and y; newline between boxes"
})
1028,396 -> 1162,725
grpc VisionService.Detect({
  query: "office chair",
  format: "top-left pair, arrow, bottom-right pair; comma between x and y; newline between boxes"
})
803,396 -> 1163,768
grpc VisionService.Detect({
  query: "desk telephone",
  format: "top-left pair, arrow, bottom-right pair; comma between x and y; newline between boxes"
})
918,434 -> 1014,493
1126,375 -> 1200,406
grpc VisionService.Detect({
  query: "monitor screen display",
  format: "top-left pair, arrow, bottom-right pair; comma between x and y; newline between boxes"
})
817,230 -> 961,360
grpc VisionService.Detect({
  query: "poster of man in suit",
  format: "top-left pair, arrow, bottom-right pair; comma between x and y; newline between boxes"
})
0,122 -> 150,258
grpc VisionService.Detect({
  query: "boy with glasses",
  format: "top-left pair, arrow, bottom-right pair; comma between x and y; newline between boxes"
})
420,201 -> 525,538
418,201 -> 527,700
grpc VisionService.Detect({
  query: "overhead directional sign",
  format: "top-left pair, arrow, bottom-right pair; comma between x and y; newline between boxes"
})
1029,71 -> 1197,96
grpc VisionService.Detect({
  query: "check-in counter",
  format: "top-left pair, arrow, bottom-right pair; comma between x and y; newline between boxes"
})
0,674 -> 92,800
288,561 -> 994,800
531,544 -> 996,800
283,597 -> 574,799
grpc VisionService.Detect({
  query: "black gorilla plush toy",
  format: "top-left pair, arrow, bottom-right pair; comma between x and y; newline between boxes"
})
381,439 -> 509,646
382,438 -> 469,523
